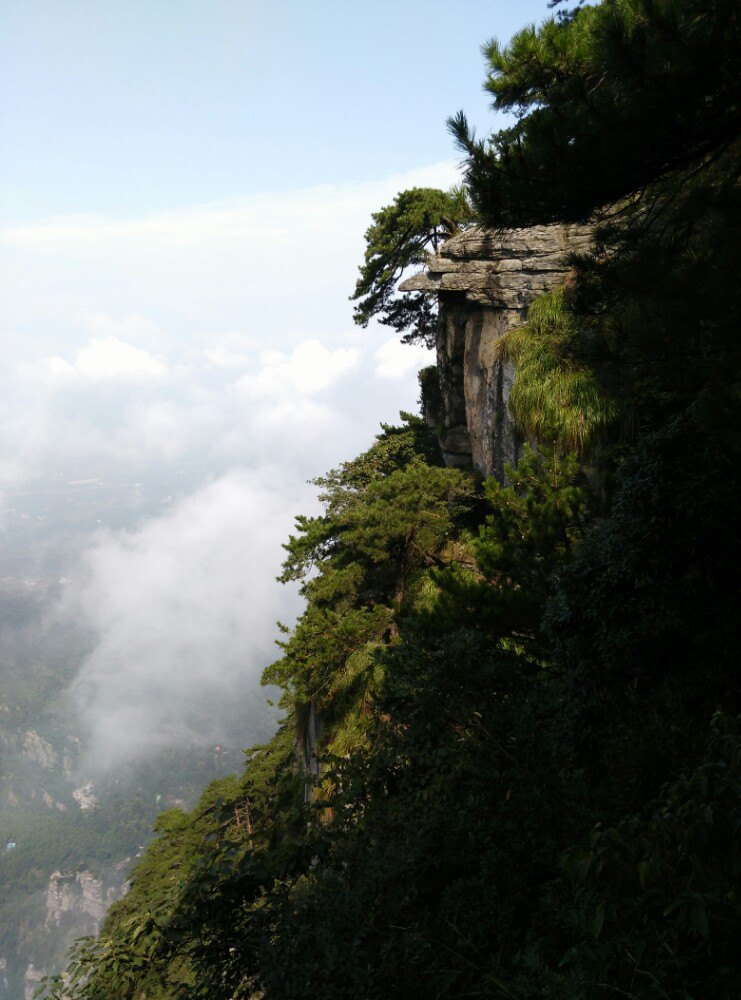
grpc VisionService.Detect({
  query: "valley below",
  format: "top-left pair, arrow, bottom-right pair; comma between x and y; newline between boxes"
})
0,473 -> 278,999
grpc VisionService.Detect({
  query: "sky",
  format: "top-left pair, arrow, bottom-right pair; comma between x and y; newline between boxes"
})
0,0 -> 557,770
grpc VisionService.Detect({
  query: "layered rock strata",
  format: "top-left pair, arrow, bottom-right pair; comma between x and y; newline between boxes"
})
401,223 -> 592,480
296,222 -> 593,795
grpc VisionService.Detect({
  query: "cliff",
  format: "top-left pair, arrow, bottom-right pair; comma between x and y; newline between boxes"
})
0,866 -> 129,1000
295,221 -> 594,796
402,223 -> 592,480
44,868 -> 124,931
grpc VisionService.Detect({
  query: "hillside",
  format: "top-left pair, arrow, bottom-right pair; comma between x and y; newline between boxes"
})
41,2 -> 741,997
0,577 -> 244,999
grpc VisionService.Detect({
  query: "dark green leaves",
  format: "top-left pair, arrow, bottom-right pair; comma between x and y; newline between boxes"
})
450,0 -> 741,226
351,186 -> 472,346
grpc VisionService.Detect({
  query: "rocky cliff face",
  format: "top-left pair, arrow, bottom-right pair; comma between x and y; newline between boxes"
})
22,965 -> 43,1000
402,223 -> 592,480
45,869 -> 113,931
0,867 -> 130,1000
295,222 -> 594,799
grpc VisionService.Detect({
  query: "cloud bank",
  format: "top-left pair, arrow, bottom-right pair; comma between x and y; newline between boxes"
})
0,161 -> 449,766
63,469 -> 306,771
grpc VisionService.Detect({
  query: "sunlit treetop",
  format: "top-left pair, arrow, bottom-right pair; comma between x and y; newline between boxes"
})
351,186 -> 473,347
449,0 -> 741,226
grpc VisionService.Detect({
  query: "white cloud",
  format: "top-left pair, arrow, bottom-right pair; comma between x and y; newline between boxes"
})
74,336 -> 167,379
0,162 -> 456,764
232,338 -> 360,397
38,355 -> 77,385
86,313 -> 169,352
0,162 -> 460,256
0,161 -> 461,355
200,333 -> 261,370
204,347 -> 252,369
30,334 -> 168,387
375,335 -> 435,379
1,213 -> 286,252
62,469 -> 309,770
117,399 -> 193,463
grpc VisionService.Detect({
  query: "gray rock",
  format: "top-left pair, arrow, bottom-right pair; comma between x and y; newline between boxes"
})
72,781 -> 97,811
46,869 -> 107,929
24,963 -> 44,1000
20,730 -> 58,770
407,222 -> 593,480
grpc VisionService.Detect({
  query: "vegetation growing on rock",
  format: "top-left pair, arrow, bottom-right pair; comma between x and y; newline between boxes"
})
42,1 -> 741,996
350,186 -> 472,347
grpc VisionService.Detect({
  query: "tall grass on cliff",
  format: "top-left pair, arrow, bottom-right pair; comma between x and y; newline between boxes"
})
493,288 -> 624,453
41,1 -> 741,996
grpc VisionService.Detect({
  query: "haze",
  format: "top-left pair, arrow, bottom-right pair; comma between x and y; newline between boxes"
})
0,0 -> 555,768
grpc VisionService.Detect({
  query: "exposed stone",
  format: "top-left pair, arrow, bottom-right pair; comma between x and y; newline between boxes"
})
402,223 -> 593,480
72,781 -> 97,811
20,730 -> 58,770
24,963 -> 44,1000
45,870 -> 107,929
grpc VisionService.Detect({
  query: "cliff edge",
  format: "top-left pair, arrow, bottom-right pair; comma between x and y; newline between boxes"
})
402,223 -> 592,480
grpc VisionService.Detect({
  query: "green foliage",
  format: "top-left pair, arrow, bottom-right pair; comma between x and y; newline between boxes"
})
266,413 -> 476,743
44,398 -> 741,996
428,447 -> 589,672
451,0 -> 741,462
351,186 -> 472,346
40,733 -> 301,1000
497,289 -> 624,452
43,3 -> 741,997
554,713 -> 741,998
449,0 -> 741,226
476,447 -> 588,603
544,391 -> 741,817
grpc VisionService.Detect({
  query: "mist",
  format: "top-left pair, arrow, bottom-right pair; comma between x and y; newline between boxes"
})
0,163 -> 445,774
60,468 -> 306,772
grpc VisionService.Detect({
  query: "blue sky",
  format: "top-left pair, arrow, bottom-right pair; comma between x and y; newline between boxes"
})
1,0 -> 555,220
1,1 -> 560,765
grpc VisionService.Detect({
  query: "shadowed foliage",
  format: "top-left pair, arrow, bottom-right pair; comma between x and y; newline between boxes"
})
351,186 -> 472,346
41,2 -> 741,997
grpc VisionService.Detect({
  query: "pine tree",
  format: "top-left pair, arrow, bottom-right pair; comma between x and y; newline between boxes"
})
448,0 -> 741,226
351,186 -> 472,346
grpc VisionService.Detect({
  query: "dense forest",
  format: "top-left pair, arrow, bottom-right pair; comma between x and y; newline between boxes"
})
42,1 -> 741,997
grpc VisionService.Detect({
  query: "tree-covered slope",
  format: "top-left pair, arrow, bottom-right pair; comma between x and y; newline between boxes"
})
43,1 -> 741,997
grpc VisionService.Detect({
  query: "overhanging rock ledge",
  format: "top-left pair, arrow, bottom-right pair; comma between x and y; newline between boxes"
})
401,223 -> 593,480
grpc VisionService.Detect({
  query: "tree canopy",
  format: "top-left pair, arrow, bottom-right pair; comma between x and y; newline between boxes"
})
350,186 -> 472,347
41,2 -> 741,997
448,0 -> 741,227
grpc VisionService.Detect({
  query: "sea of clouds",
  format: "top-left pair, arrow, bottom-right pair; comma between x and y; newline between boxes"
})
0,161 -> 456,768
